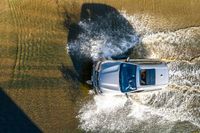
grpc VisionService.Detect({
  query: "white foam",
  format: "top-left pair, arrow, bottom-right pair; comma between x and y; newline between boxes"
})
120,11 -> 155,35
121,11 -> 200,60
168,61 -> 200,88
141,27 -> 200,60
78,95 -> 128,132
67,12 -> 140,61
78,90 -> 200,132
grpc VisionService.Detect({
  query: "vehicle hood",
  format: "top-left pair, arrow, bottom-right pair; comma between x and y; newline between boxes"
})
99,62 -> 121,91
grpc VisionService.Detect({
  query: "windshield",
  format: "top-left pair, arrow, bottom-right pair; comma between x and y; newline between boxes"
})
120,63 -> 137,93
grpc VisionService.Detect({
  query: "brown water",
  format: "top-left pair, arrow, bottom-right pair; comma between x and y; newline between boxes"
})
1,0 -> 200,132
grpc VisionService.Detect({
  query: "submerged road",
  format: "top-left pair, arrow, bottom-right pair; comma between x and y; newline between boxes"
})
0,0 -> 200,132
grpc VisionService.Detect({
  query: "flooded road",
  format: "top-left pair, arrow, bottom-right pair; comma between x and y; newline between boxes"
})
65,0 -> 200,132
3,0 -> 200,132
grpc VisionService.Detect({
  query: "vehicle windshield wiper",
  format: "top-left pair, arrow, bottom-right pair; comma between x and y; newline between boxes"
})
125,75 -> 136,91
125,85 -> 134,91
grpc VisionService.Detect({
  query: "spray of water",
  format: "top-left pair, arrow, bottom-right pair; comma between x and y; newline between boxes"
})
168,61 -> 200,88
78,89 -> 200,132
120,11 -> 200,60
67,12 -> 140,61
69,11 -> 200,132
141,27 -> 200,60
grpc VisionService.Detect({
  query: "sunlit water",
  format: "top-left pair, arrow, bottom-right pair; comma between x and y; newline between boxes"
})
67,7 -> 200,132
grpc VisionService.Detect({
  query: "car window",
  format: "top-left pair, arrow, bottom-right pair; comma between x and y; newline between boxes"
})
140,69 -> 155,85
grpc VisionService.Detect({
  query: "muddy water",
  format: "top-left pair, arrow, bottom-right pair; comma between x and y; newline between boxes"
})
65,0 -> 200,132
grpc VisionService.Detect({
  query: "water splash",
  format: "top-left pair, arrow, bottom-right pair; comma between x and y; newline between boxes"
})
78,95 -> 128,132
75,11 -> 200,132
121,11 -> 200,60
168,61 -> 200,88
141,27 -> 200,60
67,12 -> 140,61
78,90 -> 200,132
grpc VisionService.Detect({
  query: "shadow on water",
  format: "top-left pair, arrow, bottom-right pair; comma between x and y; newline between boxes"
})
59,64 -> 82,102
60,64 -> 79,82
59,64 -> 91,103
66,3 -> 138,82
0,87 -> 41,133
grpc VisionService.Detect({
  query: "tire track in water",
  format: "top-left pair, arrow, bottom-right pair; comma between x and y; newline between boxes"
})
8,0 -> 43,87
8,0 -> 23,83
17,0 -> 27,83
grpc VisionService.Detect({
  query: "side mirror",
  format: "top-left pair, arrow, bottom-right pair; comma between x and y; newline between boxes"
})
125,57 -> 130,62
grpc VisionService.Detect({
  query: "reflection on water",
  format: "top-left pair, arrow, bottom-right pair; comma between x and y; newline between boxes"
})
64,0 -> 200,132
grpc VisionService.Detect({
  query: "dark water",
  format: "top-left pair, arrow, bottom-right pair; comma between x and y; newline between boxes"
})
65,1 -> 200,132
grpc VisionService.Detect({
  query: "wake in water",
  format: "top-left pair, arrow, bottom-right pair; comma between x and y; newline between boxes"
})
168,61 -> 200,88
78,60 -> 200,132
78,88 -> 200,132
120,11 -> 200,60
66,8 -> 200,132
140,27 -> 200,60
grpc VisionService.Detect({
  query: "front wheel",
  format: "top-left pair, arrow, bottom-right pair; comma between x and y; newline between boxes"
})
94,87 -> 102,95
86,80 -> 92,85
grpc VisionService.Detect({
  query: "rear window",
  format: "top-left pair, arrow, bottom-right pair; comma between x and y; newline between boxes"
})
140,69 -> 155,85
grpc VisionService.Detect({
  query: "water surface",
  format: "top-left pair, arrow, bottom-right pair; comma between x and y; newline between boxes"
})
65,0 -> 200,132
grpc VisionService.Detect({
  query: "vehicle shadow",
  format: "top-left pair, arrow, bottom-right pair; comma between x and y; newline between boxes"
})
0,87 -> 41,133
66,3 -> 139,82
